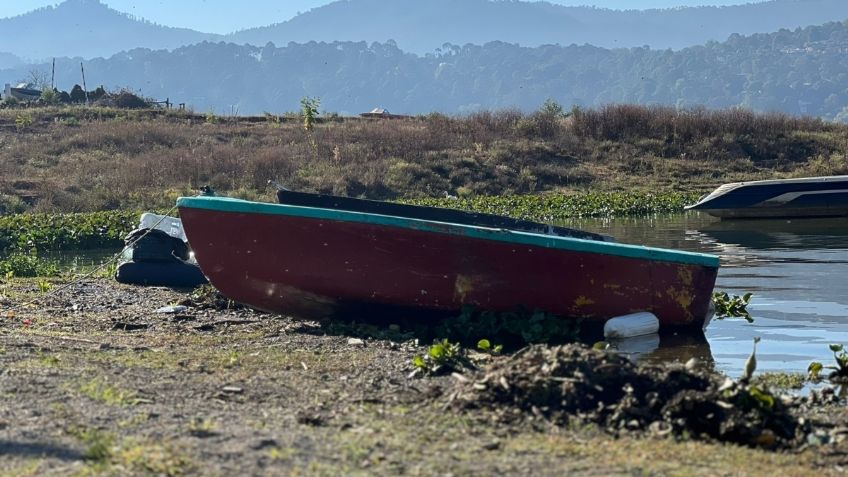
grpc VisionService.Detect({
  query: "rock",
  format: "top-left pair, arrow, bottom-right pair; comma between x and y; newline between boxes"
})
348,338 -> 365,347
222,386 -> 243,394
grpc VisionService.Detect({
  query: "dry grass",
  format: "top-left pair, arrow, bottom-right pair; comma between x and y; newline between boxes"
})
1,104 -> 846,212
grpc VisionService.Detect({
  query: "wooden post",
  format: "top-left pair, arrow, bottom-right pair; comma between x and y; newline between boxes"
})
80,62 -> 89,104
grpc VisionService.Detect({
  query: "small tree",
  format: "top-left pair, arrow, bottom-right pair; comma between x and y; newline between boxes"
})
300,96 -> 320,132
540,98 -> 565,117
69,84 -> 86,103
22,69 -> 50,91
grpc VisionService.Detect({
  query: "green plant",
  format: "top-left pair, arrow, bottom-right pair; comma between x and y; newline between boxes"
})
205,109 -> 219,124
67,426 -> 115,464
0,210 -> 138,254
411,339 -> 466,376
808,344 -> 848,381
540,98 -> 566,117
0,250 -> 60,278
187,417 -> 218,437
712,291 -> 753,322
300,96 -> 320,132
40,88 -> 57,104
476,339 -> 503,355
15,113 -> 34,131
430,305 -> 581,351
37,279 -> 52,293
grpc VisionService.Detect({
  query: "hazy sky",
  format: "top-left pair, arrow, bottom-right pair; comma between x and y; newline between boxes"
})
4,0 -> 764,34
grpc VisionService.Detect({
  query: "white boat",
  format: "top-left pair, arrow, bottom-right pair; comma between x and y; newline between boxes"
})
686,175 -> 848,219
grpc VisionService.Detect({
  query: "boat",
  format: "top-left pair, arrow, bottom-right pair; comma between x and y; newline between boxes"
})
177,194 -> 720,329
275,189 -> 613,242
686,175 -> 848,219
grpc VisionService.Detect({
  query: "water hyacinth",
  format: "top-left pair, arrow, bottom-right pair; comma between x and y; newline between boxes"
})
0,210 -> 139,254
400,191 -> 701,222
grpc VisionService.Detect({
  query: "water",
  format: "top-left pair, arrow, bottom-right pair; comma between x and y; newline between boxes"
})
42,248 -> 120,272
559,213 -> 848,378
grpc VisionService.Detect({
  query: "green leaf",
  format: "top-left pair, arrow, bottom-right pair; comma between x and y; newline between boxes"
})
492,345 -> 503,355
412,355 -> 427,370
808,361 -> 824,379
748,386 -> 775,410
477,339 -> 491,351
830,344 -> 844,353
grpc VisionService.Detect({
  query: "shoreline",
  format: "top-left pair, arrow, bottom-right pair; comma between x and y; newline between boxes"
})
1,277 -> 848,475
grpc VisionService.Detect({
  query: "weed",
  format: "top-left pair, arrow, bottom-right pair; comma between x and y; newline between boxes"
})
187,417 -> 218,437
753,372 -> 806,390
430,305 -> 581,351
0,250 -> 60,278
412,339 -> 468,376
79,376 -> 139,406
476,339 -> 503,355
204,109 -> 219,124
36,351 -> 60,367
67,426 -> 116,464
712,291 -> 753,322
300,96 -> 320,132
808,344 -> 848,382
37,279 -> 52,293
14,113 -> 34,131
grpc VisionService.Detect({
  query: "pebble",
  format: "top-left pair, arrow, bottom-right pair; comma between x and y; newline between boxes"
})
348,338 -> 365,346
222,386 -> 243,394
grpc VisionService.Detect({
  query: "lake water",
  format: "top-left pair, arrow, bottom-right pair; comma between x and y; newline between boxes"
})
560,213 -> 848,379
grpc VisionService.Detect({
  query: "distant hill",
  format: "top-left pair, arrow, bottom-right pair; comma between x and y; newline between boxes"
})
8,19 -> 848,121
3,0 -> 848,61
228,0 -> 848,53
0,52 -> 22,70
0,0 -> 218,60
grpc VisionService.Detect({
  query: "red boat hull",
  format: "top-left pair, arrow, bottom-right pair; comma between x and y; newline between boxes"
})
179,205 -> 718,328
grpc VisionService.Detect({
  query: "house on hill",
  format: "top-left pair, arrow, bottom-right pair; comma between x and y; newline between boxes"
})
359,108 -> 408,119
3,83 -> 41,102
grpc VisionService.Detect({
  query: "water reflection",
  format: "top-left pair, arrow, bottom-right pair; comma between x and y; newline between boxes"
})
559,213 -> 848,378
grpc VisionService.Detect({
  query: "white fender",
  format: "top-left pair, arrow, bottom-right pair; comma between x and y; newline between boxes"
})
603,312 -> 660,339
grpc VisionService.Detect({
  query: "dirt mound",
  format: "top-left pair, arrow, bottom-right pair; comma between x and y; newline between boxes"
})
450,344 -> 806,448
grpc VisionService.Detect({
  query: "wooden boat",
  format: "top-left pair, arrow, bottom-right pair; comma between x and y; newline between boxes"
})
177,195 -> 720,329
275,189 -> 613,242
686,175 -> 848,219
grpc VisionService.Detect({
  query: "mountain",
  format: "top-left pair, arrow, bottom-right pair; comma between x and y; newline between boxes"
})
8,19 -> 848,120
0,0 -> 219,61
228,0 -> 848,53
4,0 -> 848,61
0,52 -> 22,70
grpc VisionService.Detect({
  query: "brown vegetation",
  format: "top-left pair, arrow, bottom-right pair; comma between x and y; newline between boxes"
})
1,104 -> 846,212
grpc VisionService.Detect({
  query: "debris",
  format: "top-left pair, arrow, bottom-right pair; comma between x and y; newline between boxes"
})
112,321 -> 150,331
347,338 -> 365,346
222,386 -> 243,394
451,344 -> 806,448
155,305 -> 188,314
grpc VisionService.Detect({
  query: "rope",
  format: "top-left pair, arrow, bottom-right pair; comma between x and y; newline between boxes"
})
4,205 -> 180,313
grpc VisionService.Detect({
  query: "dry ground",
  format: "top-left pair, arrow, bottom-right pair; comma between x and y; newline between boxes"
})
1,278 -> 847,476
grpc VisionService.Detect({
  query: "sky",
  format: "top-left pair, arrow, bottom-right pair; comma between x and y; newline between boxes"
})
4,0 -> 764,34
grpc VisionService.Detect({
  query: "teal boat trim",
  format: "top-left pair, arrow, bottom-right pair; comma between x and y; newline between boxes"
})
178,196 -> 720,268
